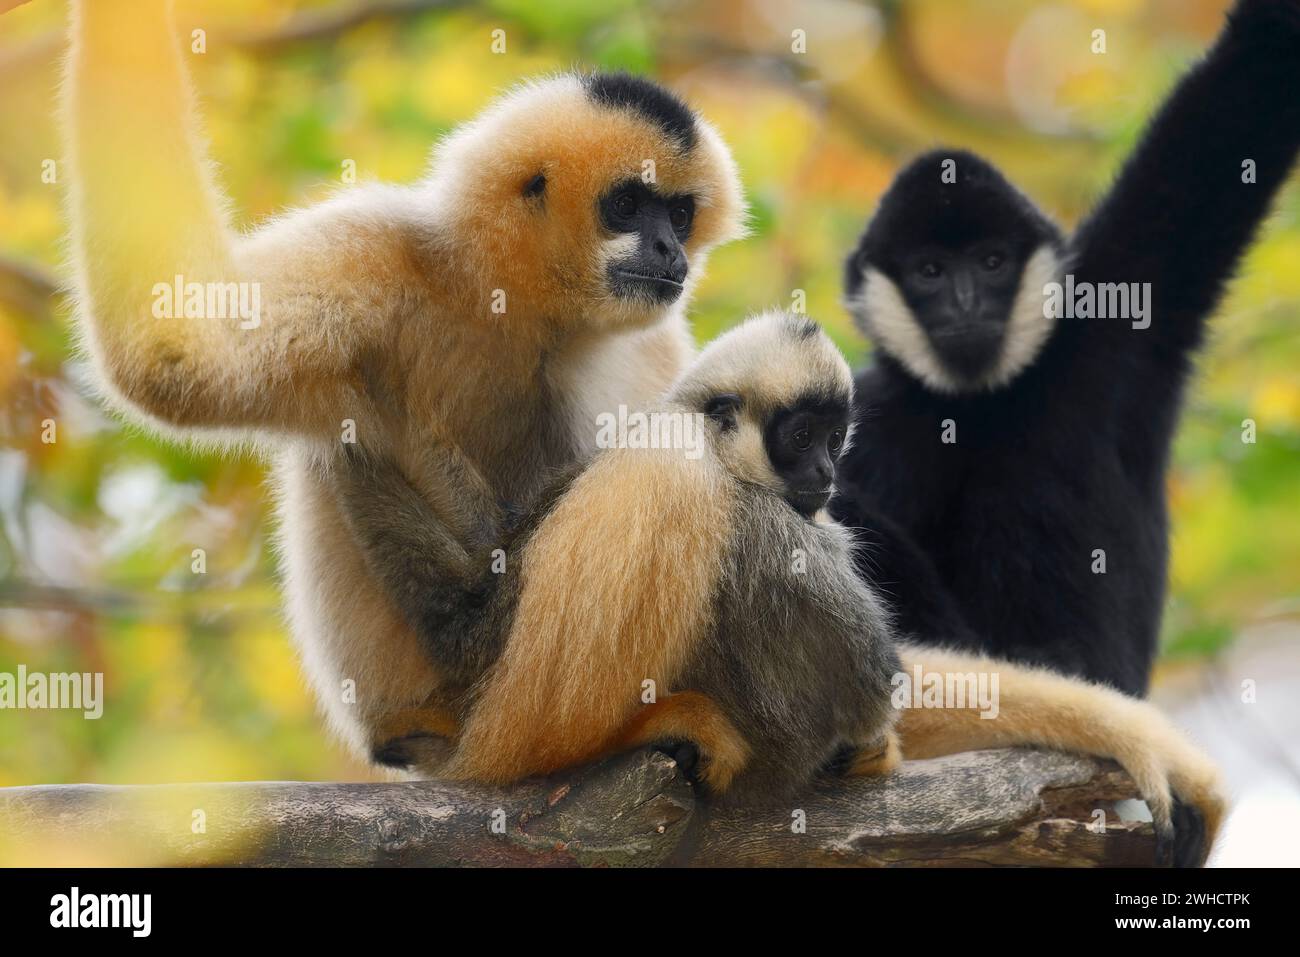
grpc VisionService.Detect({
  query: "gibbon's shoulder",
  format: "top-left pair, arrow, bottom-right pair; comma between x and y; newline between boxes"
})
237,181 -> 439,255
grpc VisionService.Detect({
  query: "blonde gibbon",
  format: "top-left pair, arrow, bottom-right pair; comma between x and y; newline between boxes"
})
338,313 -> 1224,864
63,0 -> 743,765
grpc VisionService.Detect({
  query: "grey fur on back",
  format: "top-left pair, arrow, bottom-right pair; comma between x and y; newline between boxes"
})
686,485 -> 900,802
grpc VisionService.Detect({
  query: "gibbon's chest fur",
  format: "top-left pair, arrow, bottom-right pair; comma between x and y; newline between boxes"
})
355,229 -> 697,503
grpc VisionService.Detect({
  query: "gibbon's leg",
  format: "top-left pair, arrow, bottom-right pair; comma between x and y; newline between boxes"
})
895,644 -> 1225,866
609,692 -> 751,795
66,0 -> 418,438
370,701 -> 461,771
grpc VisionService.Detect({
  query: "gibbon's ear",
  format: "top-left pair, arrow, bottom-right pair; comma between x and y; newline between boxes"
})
704,393 -> 742,432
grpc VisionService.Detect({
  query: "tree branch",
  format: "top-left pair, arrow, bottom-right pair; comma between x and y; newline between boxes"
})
0,748 -> 1165,867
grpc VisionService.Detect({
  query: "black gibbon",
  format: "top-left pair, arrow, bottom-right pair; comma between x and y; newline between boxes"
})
339,314 -> 1223,862
63,1 -> 743,766
832,0 -> 1300,695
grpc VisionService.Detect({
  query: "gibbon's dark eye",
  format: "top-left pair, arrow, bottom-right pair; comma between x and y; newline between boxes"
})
919,262 -> 942,279
522,172 -> 546,199
614,191 -> 638,219
983,253 -> 1004,270
669,202 -> 692,232
828,428 -> 844,455
792,428 -> 812,452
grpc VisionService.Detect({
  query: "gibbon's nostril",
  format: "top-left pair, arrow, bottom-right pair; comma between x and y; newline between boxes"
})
654,239 -> 671,258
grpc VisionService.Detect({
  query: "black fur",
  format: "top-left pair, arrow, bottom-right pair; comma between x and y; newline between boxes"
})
584,71 -> 697,151
833,0 -> 1300,695
844,148 -> 1063,302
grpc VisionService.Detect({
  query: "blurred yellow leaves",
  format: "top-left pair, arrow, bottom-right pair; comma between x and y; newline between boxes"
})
234,624 -> 314,721
1238,234 -> 1300,301
1251,380 -> 1300,431
0,180 -> 59,257
0,304 -> 20,399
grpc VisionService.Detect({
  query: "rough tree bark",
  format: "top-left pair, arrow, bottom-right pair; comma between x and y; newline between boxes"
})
0,748 -> 1161,867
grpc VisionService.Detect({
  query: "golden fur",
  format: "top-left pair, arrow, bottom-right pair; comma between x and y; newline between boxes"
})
64,0 -> 744,760
448,442 -> 735,781
448,312 -> 877,788
895,643 -> 1226,848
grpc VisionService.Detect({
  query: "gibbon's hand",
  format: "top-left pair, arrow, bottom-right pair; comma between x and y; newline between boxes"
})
894,644 -> 1227,867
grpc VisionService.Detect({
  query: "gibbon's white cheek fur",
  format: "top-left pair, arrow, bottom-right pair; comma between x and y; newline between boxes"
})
851,246 -> 1062,394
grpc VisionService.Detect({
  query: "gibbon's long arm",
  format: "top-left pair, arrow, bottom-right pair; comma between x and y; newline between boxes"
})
1073,0 -> 1300,362
332,444 -> 504,689
895,644 -> 1225,867
332,444 -> 579,691
66,0 -> 410,437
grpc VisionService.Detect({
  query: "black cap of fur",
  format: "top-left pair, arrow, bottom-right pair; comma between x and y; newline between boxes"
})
844,148 -> 1064,298
583,72 -> 697,151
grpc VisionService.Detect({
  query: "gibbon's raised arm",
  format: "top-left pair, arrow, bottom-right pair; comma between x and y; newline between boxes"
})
1073,0 -> 1300,357
66,0 -> 406,437
895,643 -> 1225,867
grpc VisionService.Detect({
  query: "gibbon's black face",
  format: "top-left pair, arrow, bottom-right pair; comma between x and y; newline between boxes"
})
845,149 -> 1065,389
764,398 -> 849,517
600,179 -> 695,303
893,241 -> 1027,379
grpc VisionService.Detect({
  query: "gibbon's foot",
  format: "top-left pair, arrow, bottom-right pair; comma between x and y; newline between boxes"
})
1156,799 -> 1208,869
821,731 -> 902,779
610,692 -> 749,795
654,740 -> 703,786
370,733 -> 456,771
848,732 -> 903,777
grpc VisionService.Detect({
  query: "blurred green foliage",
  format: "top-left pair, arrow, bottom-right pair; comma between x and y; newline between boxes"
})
0,0 -> 1296,787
